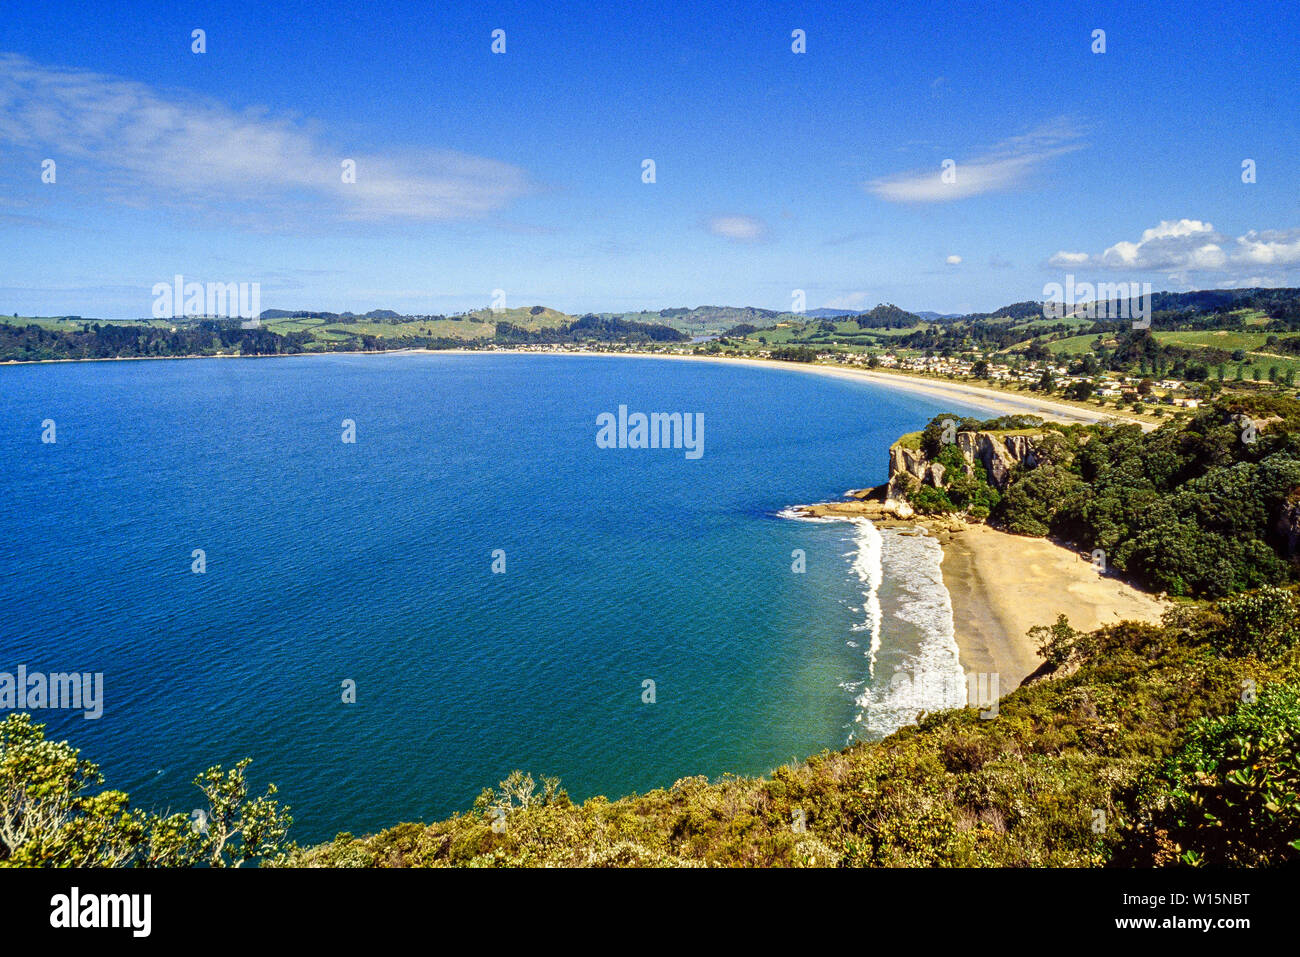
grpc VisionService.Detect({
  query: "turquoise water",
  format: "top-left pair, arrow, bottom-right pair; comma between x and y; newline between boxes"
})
0,353 -> 991,843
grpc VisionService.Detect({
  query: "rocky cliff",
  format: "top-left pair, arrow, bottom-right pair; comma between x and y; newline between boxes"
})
1276,494 -> 1300,558
884,430 -> 1048,508
956,432 -> 1043,491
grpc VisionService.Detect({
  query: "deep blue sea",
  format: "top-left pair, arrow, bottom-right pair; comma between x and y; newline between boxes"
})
0,353 -> 992,844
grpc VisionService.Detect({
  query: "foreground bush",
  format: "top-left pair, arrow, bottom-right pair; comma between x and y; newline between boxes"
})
0,714 -> 291,867
1121,685 -> 1300,866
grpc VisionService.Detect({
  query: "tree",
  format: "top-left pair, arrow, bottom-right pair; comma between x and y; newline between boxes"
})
971,359 -> 990,378
1027,614 -> 1087,667
1141,684 -> 1300,866
0,714 -> 290,867
191,759 -> 293,867
1215,587 -> 1300,659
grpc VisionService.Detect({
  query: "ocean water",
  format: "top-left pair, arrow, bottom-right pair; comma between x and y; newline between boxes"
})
0,353 -> 991,844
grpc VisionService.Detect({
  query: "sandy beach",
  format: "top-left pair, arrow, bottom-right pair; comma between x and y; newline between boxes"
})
8,346 -> 1151,431
556,350 -> 1156,430
932,523 -> 1167,689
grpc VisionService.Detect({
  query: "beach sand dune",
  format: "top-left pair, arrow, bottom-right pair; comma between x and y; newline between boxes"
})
935,523 -> 1167,690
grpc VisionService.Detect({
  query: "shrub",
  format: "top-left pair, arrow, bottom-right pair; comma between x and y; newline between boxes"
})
908,485 -> 955,515
1214,586 -> 1300,658
1141,684 -> 1300,866
1027,614 -> 1088,667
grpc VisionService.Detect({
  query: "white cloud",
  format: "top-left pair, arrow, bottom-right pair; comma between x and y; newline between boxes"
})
945,255 -> 962,265
1216,275 -> 1290,289
866,118 -> 1085,203
706,214 -> 766,243
1049,219 -> 1300,275
0,53 -> 535,223
1235,230 -> 1300,266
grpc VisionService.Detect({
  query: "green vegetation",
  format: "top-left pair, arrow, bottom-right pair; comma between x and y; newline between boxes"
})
994,397 -> 1300,596
903,399 -> 1300,598
1119,683 -> 1300,866
11,585 -> 1297,867
0,714 -> 291,867
0,308 -> 688,361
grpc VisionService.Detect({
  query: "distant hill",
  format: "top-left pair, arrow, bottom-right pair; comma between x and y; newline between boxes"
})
804,308 -> 860,319
459,305 -> 573,326
257,308 -> 414,322
599,306 -> 796,334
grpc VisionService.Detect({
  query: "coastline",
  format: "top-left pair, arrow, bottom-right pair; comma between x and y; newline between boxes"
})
18,343 -> 1164,701
3,345 -> 1151,430
791,501 -> 1168,695
930,522 -> 1167,690
553,350 -> 1151,429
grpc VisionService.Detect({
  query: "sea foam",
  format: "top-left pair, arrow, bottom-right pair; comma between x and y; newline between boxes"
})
852,528 -> 965,740
847,518 -> 884,675
777,509 -> 961,741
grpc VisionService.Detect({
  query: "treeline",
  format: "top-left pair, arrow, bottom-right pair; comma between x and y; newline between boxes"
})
258,308 -> 407,322
0,314 -> 688,362
769,345 -> 820,362
494,315 -> 687,344
850,303 -> 924,329
0,320 -> 316,361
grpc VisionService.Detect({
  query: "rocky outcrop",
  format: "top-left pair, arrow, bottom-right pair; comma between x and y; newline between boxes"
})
793,497 -> 914,522
1276,493 -> 1300,559
885,430 -> 1050,505
819,429 -> 1051,521
889,445 -> 928,484
955,432 -> 1042,491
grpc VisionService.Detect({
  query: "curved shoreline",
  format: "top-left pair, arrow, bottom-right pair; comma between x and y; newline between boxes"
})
4,346 -> 1152,431
582,352 -> 1153,430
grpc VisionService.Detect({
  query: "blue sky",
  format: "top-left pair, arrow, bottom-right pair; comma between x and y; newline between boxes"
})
1,0 -> 1297,318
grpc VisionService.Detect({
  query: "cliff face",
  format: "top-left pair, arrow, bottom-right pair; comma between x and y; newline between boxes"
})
884,430 -> 1046,507
1276,494 -> 1300,558
956,432 -> 1042,491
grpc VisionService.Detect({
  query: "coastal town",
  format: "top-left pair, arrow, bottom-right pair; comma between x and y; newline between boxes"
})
478,339 -> 1215,414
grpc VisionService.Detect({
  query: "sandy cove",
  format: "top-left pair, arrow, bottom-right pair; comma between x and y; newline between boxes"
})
796,500 -> 1168,691
346,348 -> 1147,430
929,522 -> 1167,688
557,349 -> 1164,689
